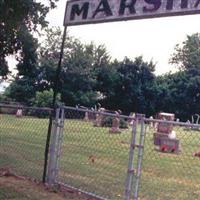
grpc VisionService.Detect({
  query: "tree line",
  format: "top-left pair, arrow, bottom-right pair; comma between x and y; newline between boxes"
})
0,1 -> 200,121
1,28 -> 200,121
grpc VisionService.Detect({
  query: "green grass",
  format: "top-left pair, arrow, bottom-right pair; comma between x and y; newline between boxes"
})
0,186 -> 27,199
0,114 -> 49,180
1,114 -> 200,200
0,177 -> 84,200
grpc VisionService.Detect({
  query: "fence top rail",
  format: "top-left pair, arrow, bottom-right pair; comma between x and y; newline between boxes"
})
144,118 -> 200,128
0,103 -> 53,112
62,105 -> 136,120
63,106 -> 200,127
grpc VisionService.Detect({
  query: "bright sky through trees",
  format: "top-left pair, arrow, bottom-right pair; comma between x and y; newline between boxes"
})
46,0 -> 200,75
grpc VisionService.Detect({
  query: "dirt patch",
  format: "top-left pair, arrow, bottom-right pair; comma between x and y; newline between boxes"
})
0,168 -> 88,200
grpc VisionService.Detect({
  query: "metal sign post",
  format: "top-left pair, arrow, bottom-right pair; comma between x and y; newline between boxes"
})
43,26 -> 68,183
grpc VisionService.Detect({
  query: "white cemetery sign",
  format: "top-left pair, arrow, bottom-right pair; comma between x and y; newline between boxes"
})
64,0 -> 200,26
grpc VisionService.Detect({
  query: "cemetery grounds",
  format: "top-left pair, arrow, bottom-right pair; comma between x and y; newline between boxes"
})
0,113 -> 200,200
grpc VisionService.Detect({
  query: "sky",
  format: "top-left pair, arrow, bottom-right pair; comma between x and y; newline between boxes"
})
46,0 -> 200,75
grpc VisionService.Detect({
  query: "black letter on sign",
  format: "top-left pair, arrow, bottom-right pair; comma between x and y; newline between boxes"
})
143,0 -> 161,12
92,0 -> 112,18
195,0 -> 200,7
166,0 -> 174,10
181,0 -> 188,8
70,3 -> 89,20
119,0 -> 137,15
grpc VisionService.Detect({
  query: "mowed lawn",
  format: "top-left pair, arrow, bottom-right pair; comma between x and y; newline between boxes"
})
1,114 -> 200,200
0,176 -> 85,200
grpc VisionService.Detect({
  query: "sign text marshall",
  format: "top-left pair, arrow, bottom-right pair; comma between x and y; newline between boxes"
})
64,0 -> 200,26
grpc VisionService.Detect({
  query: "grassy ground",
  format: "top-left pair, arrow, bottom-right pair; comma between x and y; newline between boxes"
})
0,176 -> 85,200
1,114 -> 200,200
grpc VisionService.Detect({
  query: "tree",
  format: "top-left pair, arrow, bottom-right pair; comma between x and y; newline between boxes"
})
0,0 -> 58,79
37,27 -> 111,107
34,89 -> 61,108
168,33 -> 200,120
3,26 -> 40,104
154,72 -> 189,119
170,33 -> 200,73
61,42 -> 111,107
4,78 -> 36,104
96,59 -> 120,103
100,57 -> 156,115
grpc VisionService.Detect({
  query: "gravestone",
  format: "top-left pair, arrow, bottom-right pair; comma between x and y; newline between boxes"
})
109,116 -> 121,134
93,108 -> 105,127
128,112 -> 135,125
154,112 -> 180,153
16,109 -> 23,117
157,112 -> 175,134
88,112 -> 96,121
149,116 -> 154,128
109,111 -> 121,133
84,111 -> 89,121
94,113 -> 102,127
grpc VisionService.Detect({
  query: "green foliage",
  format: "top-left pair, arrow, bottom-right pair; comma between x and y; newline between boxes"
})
101,116 -> 128,129
119,118 -> 128,129
170,33 -> 200,72
0,0 -> 58,78
101,116 -> 113,127
0,92 -> 6,102
4,78 -> 36,104
38,27 -> 111,107
34,89 -> 61,108
163,33 -> 200,120
100,56 -> 156,116
16,26 -> 39,78
4,23 -> 200,121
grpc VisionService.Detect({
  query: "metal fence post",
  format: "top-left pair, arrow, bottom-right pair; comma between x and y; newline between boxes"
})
124,119 -> 138,200
46,108 -> 61,185
133,118 -> 146,200
54,107 -> 65,183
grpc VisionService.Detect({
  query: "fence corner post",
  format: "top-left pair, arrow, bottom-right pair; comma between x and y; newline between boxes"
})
46,108 -> 60,185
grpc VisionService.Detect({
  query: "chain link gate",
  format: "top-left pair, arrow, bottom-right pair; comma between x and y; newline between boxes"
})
124,118 -> 146,200
47,106 -> 146,200
46,108 -> 200,200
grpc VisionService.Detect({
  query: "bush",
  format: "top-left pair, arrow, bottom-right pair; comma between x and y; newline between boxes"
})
101,116 -> 128,129
26,109 -> 51,118
102,116 -> 113,127
119,118 -> 128,129
33,89 -> 61,108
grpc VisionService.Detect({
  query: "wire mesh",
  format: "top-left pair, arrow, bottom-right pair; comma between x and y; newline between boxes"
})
2,103 -> 200,200
139,118 -> 200,200
57,107 -> 134,200
0,104 -> 52,181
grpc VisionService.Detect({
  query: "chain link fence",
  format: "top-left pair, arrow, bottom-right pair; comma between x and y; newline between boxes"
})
55,106 -> 134,200
1,103 -> 200,200
140,118 -> 200,200
50,108 -> 200,200
0,104 -> 52,180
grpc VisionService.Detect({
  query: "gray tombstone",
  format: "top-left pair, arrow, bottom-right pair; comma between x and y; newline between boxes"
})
93,108 -> 105,127
109,112 -> 121,134
84,111 -> 89,121
149,116 -> 154,128
16,109 -> 23,117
